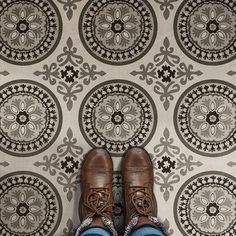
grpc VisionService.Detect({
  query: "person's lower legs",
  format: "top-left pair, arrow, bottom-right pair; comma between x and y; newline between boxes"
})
80,227 -> 111,236
131,226 -> 166,236
80,226 -> 165,236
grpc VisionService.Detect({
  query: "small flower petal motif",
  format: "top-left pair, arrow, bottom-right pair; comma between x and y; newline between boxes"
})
157,65 -> 176,83
157,156 -> 176,173
61,156 -> 79,174
61,65 -> 79,83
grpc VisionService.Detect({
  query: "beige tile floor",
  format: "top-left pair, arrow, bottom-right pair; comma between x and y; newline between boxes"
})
0,0 -> 235,236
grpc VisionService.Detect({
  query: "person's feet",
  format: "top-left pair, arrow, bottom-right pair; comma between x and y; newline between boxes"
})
122,147 -> 157,229
80,148 -> 114,230
77,147 -> 162,236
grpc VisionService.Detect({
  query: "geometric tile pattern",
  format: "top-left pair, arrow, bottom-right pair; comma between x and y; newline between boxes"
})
0,0 -> 235,235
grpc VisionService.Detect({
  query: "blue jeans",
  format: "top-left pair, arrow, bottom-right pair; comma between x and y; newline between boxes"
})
80,226 -> 166,236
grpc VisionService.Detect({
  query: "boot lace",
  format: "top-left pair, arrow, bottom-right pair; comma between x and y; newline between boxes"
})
84,187 -> 113,218
129,186 -> 152,217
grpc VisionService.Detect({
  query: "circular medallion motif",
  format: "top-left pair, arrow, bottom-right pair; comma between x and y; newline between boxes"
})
0,80 -> 62,156
79,0 -> 157,65
174,80 -> 236,157
174,172 -> 236,236
79,80 -> 157,155
174,0 -> 236,65
0,171 -> 62,236
0,0 -> 62,65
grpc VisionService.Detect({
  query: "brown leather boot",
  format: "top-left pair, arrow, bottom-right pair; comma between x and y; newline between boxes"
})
122,147 -> 163,235
75,148 -> 117,236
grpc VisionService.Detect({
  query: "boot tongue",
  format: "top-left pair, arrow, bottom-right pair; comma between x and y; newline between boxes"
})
87,188 -> 110,215
131,187 -> 152,216
135,191 -> 148,208
134,216 -> 157,229
90,217 -> 106,228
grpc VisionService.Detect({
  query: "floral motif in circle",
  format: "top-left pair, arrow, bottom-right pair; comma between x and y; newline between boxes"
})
0,0 -> 62,65
0,80 -> 62,157
189,186 -> 235,233
1,95 -> 47,142
95,3 -> 141,51
0,186 -> 47,233
0,172 -> 62,236
189,94 -> 235,142
94,95 -> 143,142
174,0 -> 236,65
79,0 -> 157,65
189,3 -> 235,51
79,80 -> 157,155
1,3 -> 47,50
174,80 -> 236,157
174,172 -> 236,236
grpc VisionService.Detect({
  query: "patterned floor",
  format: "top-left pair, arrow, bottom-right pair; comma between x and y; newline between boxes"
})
0,0 -> 235,235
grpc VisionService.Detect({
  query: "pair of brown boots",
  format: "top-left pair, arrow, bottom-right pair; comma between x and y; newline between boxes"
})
76,147 -> 163,236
